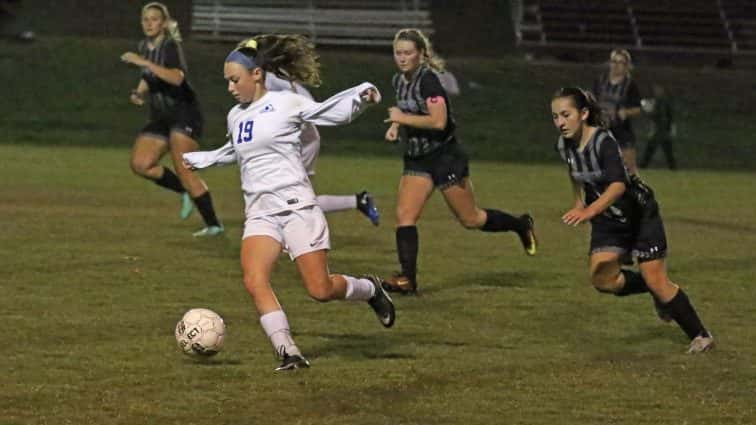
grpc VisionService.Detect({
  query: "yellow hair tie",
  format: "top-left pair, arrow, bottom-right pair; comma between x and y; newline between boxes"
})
240,39 -> 257,50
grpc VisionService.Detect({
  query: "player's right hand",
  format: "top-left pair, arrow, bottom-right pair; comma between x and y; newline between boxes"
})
385,124 -> 399,143
129,90 -> 145,106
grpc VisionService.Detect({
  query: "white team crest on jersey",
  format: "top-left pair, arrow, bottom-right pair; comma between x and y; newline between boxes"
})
262,104 -> 275,113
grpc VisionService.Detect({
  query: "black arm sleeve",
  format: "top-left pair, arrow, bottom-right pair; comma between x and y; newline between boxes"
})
162,40 -> 186,71
419,72 -> 446,100
599,139 -> 628,184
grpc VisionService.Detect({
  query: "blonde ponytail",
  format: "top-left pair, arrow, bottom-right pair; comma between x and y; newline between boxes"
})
235,34 -> 322,87
166,19 -> 182,42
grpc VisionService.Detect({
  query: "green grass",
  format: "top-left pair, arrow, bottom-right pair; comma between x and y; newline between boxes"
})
2,144 -> 755,424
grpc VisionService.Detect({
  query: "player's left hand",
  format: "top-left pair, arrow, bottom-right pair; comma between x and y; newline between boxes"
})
561,207 -> 594,226
617,107 -> 627,121
121,52 -> 146,67
384,107 -> 404,124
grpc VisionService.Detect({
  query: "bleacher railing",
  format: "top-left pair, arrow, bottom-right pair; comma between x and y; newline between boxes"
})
516,0 -> 756,57
191,0 -> 434,46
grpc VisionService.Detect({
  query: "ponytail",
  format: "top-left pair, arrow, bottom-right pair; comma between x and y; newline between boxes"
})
234,35 -> 321,87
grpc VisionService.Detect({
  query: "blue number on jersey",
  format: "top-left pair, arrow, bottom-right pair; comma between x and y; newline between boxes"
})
236,121 -> 254,144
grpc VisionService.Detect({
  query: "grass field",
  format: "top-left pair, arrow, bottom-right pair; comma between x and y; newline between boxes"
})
1,33 -> 755,424
2,143 -> 755,424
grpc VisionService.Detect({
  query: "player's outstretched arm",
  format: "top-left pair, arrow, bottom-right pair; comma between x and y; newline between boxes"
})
182,141 -> 237,170
301,83 -> 381,126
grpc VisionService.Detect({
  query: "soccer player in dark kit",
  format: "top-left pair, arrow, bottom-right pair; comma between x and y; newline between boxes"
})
382,28 -> 537,295
551,87 -> 713,353
593,49 -> 642,175
121,2 -> 222,237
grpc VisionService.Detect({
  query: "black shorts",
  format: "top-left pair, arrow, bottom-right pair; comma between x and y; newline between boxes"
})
140,102 -> 204,142
590,200 -> 667,263
403,142 -> 470,190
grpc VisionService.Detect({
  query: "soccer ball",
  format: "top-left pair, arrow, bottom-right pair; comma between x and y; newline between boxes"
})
175,308 -> 225,356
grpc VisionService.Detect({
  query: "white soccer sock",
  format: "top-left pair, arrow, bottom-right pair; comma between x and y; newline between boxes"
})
343,275 -> 376,301
317,194 -> 357,213
259,310 -> 301,358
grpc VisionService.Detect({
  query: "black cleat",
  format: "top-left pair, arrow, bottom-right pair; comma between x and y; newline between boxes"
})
274,353 -> 311,371
518,214 -> 537,256
365,275 -> 396,327
356,191 -> 380,226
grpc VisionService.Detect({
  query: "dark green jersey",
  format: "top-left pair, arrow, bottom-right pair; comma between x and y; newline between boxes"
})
137,37 -> 197,114
392,65 -> 456,157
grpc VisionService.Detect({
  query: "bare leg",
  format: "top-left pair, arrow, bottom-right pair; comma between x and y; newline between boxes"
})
387,175 -> 434,292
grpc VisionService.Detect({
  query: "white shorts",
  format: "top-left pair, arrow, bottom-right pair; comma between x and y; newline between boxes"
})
300,124 -> 321,176
242,206 -> 330,260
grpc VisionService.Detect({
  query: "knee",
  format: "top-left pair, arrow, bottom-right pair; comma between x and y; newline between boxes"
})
457,211 -> 485,229
458,216 -> 480,229
395,206 -> 418,225
130,157 -> 153,177
305,277 -> 336,302
641,273 -> 669,292
242,273 -> 265,298
590,271 -> 622,294
306,285 -> 334,303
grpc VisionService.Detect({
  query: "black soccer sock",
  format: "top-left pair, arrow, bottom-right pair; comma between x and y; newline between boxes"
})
615,269 -> 650,296
480,209 -> 525,233
153,167 -> 185,194
193,191 -> 221,227
664,289 -> 707,340
396,226 -> 418,284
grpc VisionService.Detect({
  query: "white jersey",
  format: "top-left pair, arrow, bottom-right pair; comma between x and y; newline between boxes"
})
183,82 -> 379,219
265,74 -> 320,175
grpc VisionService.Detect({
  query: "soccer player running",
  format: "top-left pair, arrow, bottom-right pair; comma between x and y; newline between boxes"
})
593,49 -> 642,175
382,28 -> 536,295
551,87 -> 713,353
261,58 -> 380,226
183,36 -> 395,371
120,2 -> 223,237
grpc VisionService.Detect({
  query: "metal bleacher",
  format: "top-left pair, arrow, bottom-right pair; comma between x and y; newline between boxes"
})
517,0 -> 756,58
191,0 -> 433,47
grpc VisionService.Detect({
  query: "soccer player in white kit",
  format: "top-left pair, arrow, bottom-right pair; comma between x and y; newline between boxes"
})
264,70 -> 381,226
183,36 -> 395,371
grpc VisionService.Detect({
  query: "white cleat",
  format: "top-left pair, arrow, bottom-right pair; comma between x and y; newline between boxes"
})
687,332 -> 715,354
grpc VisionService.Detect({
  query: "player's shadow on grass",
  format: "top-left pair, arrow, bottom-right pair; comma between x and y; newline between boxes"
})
421,270 -> 563,295
165,219 -> 243,258
181,357 -> 243,366
303,332 -> 422,360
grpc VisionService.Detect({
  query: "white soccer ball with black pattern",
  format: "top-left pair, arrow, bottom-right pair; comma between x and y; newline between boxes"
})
175,308 -> 225,356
